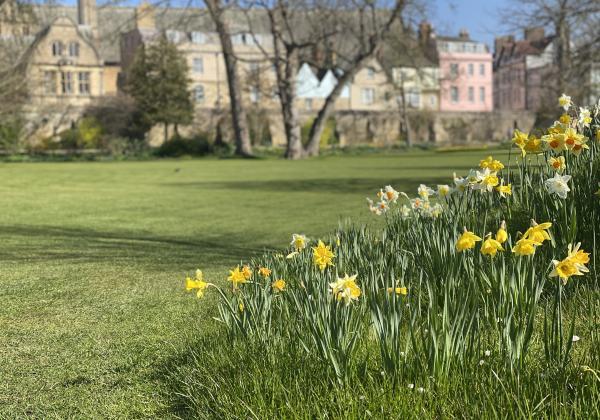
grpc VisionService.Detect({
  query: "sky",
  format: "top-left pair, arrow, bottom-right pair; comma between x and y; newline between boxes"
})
430,0 -> 512,50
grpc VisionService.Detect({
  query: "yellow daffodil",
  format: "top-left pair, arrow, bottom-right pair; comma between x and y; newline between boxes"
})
524,134 -> 543,155
329,274 -> 361,305
291,233 -> 308,251
481,236 -> 504,257
550,243 -> 590,285
387,286 -> 408,295
495,180 -> 512,197
543,132 -> 566,153
479,156 -> 494,169
228,266 -> 247,288
185,269 -> 209,298
559,114 -> 571,124
258,266 -> 272,278
456,228 -> 482,252
548,156 -> 566,171
241,265 -> 252,280
272,279 -> 286,292
512,129 -> 529,155
496,221 -> 508,244
563,127 -> 586,152
312,240 -> 335,271
512,238 -> 541,256
523,221 -> 552,244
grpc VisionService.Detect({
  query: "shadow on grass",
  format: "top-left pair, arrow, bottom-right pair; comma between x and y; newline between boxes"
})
164,176 -> 454,195
0,224 -> 271,268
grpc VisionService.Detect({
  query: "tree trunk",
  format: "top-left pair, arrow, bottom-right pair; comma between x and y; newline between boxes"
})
206,0 -> 253,157
399,83 -> 411,146
164,122 -> 168,143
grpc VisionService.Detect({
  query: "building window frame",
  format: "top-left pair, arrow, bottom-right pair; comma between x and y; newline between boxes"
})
361,87 -> 375,105
52,41 -> 63,57
68,42 -> 80,57
479,63 -> 485,76
193,57 -> 204,74
61,71 -> 73,95
468,86 -> 474,102
468,63 -> 474,76
479,86 -> 485,102
78,72 -> 90,95
450,63 -> 459,78
194,85 -> 205,103
450,86 -> 459,103
43,70 -> 57,94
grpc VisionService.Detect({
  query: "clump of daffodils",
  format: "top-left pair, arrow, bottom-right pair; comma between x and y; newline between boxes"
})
185,269 -> 210,298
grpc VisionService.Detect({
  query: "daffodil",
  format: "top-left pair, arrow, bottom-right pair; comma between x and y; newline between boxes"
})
418,184 -> 434,199
291,233 -> 308,251
496,221 -> 508,244
544,173 -> 571,199
400,205 -> 411,218
523,134 -> 543,155
481,235 -> 504,257
474,168 -> 499,192
523,221 -> 552,244
542,132 -> 566,153
312,240 -> 335,271
453,173 -> 469,192
550,243 -> 590,285
579,107 -> 592,127
479,156 -> 494,169
185,269 -> 209,298
258,266 -> 272,278
377,200 -> 389,213
329,274 -> 361,305
387,286 -> 408,295
559,114 -> 571,124
495,180 -> 512,197
228,266 -> 247,288
548,156 -> 566,172
512,238 -> 541,256
512,129 -> 529,152
366,198 -> 382,215
383,185 -> 399,203
559,93 -> 571,111
563,127 -> 586,153
456,228 -> 482,252
286,251 -> 299,259
241,265 -> 252,280
272,279 -> 286,292
437,184 -> 452,199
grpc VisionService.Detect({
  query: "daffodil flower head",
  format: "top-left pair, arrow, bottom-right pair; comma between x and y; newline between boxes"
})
523,220 -> 552,244
291,233 -> 308,251
495,221 -> 508,244
329,274 -> 361,305
228,266 -> 248,288
185,269 -> 209,298
579,107 -> 592,127
383,185 -> 399,203
456,228 -> 482,252
548,156 -> 566,172
272,279 -> 286,292
481,234 -> 504,257
544,173 -> 571,199
559,93 -> 571,111
312,240 -> 335,271
495,179 -> 512,197
437,184 -> 452,198
258,266 -> 272,278
417,184 -> 434,199
512,238 -> 541,256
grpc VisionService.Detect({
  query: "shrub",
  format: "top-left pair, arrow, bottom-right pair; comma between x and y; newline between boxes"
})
154,133 -> 212,157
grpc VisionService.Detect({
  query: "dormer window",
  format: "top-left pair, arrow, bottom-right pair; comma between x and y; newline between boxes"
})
191,32 -> 206,44
52,41 -> 64,56
367,67 -> 375,79
166,30 -> 182,44
68,42 -> 80,57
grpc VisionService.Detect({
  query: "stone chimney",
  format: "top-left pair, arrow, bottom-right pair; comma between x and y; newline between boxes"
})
77,0 -> 97,34
136,2 -> 156,30
458,28 -> 469,40
524,26 -> 545,42
418,21 -> 433,44
494,35 -> 514,54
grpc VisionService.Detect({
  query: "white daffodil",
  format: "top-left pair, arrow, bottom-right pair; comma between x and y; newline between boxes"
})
417,184 -> 435,199
290,233 -> 308,251
383,185 -> 399,203
453,173 -> 469,192
437,184 -> 452,199
544,173 -> 572,199
366,198 -> 382,216
559,93 -> 571,111
579,107 -> 592,127
377,200 -> 389,214
400,205 -> 411,218
329,274 -> 361,305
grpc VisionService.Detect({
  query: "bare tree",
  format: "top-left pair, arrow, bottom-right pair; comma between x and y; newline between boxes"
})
205,0 -> 254,157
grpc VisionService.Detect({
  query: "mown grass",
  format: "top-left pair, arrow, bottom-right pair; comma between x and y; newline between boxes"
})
0,150 -> 506,418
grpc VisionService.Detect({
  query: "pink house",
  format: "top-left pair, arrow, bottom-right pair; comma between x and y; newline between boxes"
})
437,30 -> 493,112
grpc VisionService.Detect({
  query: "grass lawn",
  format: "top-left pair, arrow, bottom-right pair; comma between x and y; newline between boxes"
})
0,149 -> 507,417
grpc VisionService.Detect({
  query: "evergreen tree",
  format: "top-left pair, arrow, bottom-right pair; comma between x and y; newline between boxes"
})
127,35 -> 193,142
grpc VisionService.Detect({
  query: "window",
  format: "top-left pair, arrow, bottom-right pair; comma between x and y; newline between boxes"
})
305,98 -> 313,110
361,88 -> 375,105
479,86 -> 485,102
232,33 -> 249,45
429,95 -> 436,106
191,32 -> 205,44
408,90 -> 420,108
78,72 -> 90,95
479,63 -> 485,76
468,86 -> 474,102
43,71 -> 56,94
468,63 -> 474,76
450,63 -> 459,77
68,42 -> 79,57
52,41 -> 63,56
194,85 -> 205,102
193,57 -> 204,74
61,72 -> 73,94
166,30 -> 182,43
450,86 -> 459,102
250,86 -> 260,103
367,67 -> 375,79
